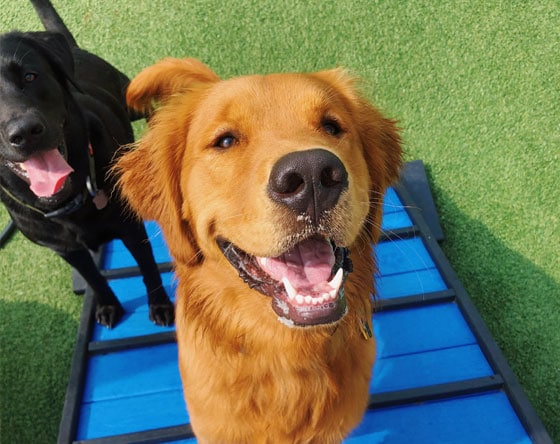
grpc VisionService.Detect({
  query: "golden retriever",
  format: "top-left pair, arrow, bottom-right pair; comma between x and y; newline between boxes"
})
115,58 -> 402,443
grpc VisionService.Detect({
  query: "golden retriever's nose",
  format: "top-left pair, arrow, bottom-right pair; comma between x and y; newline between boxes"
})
268,149 -> 348,222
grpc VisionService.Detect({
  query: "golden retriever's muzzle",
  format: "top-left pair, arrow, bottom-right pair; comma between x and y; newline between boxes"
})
218,149 -> 354,327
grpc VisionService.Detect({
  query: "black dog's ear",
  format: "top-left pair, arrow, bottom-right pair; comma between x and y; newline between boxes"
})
22,31 -> 83,93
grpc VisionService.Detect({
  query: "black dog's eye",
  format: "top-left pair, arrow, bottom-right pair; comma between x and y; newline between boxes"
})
24,72 -> 38,83
321,118 -> 343,137
214,133 -> 237,150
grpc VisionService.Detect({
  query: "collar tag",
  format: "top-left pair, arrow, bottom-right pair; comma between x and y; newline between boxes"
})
86,175 -> 108,210
92,190 -> 108,210
359,318 -> 373,340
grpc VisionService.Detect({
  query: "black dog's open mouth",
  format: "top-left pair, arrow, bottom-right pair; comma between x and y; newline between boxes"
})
218,236 -> 353,327
4,142 -> 73,198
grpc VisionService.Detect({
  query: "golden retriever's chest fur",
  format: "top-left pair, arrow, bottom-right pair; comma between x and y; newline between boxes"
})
175,260 -> 375,443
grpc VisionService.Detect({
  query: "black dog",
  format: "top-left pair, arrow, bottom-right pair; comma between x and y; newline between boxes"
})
0,0 -> 174,327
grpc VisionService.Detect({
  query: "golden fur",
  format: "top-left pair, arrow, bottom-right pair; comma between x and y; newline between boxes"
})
115,58 -> 401,443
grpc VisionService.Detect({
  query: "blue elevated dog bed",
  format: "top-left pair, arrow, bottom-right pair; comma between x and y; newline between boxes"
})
58,161 -> 552,444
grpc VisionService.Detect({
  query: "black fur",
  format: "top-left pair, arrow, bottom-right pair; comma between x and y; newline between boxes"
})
0,0 -> 174,327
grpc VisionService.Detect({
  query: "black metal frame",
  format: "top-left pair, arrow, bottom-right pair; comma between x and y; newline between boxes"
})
0,218 -> 16,248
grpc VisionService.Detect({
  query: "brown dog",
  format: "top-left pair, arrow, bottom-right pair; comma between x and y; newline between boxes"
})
116,58 -> 401,443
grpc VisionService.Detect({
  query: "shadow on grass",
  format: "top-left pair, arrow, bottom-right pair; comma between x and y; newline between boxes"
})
1,299 -> 79,444
425,177 -> 560,442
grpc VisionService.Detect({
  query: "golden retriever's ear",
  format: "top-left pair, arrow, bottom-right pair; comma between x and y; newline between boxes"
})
115,60 -> 219,264
126,58 -> 220,114
115,114 -> 199,265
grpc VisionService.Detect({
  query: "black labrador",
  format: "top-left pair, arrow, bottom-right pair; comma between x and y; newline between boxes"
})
0,0 -> 174,327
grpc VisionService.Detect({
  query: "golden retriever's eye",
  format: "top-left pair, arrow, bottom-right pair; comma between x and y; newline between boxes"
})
214,133 -> 237,150
321,118 -> 343,137
24,72 -> 38,83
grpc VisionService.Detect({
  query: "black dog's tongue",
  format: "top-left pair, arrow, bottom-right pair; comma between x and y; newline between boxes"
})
22,148 -> 73,197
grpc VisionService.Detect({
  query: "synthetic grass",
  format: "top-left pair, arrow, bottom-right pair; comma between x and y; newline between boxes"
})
1,1 -> 558,442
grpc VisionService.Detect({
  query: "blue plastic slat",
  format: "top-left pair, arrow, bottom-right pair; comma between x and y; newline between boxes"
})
381,211 -> 413,231
102,221 -> 171,269
372,303 -> 488,392
78,344 -> 187,440
373,304 -> 477,359
374,238 -> 447,298
345,391 -> 531,444
382,188 -> 403,214
91,272 -> 176,341
77,388 -> 188,440
375,238 -> 435,276
371,344 -> 492,394
376,268 -> 447,299
82,343 -> 181,403
381,188 -> 413,231
144,220 -> 167,238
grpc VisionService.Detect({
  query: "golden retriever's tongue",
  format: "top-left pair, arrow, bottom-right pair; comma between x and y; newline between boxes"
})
23,149 -> 74,197
257,238 -> 335,290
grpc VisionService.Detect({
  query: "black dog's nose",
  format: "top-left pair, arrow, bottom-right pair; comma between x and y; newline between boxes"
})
268,149 -> 348,222
8,117 -> 45,149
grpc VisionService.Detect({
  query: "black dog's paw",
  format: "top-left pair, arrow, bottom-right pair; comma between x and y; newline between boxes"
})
149,301 -> 175,327
95,303 -> 125,328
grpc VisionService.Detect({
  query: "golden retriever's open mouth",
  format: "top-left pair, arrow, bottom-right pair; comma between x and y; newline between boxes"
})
217,236 -> 352,327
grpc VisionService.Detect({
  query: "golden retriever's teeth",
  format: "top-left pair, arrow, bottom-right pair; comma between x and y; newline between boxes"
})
329,268 -> 343,293
283,268 -> 343,306
282,277 -> 297,300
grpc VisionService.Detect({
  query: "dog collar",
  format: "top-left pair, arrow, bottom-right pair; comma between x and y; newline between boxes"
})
43,189 -> 88,218
0,181 -> 88,218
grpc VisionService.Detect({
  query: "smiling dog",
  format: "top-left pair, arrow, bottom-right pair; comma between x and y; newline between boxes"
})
116,58 -> 401,443
0,0 -> 173,327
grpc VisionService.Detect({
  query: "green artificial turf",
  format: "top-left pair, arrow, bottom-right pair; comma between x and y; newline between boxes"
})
1,1 -> 559,442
